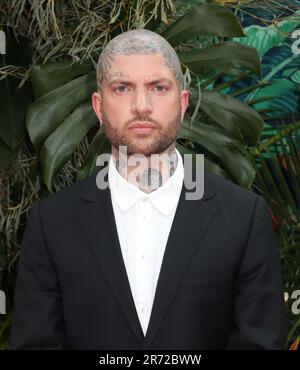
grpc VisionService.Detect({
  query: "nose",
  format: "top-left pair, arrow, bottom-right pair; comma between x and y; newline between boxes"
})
131,87 -> 152,117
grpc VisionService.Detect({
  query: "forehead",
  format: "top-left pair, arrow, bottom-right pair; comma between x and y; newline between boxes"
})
104,53 -> 175,82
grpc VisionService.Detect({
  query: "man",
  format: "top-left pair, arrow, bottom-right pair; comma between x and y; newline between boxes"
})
11,29 -> 286,350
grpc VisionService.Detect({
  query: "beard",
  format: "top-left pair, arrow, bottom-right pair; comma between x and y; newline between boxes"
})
100,108 -> 182,156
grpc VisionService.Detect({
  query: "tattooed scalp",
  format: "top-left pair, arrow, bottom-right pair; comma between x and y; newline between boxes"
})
97,29 -> 184,91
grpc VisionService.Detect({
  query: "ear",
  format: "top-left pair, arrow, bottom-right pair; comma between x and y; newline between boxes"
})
91,91 -> 102,125
180,89 -> 189,121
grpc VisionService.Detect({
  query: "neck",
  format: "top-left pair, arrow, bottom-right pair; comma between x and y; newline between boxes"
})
111,144 -> 178,193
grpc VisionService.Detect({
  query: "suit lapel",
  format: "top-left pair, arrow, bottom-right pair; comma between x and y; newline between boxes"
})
144,163 -> 216,345
79,159 -> 216,346
79,170 -> 145,343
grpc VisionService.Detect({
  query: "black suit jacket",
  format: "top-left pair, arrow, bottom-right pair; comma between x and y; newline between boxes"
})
11,159 -> 287,350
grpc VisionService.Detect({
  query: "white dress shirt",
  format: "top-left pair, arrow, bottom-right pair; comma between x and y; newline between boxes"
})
108,148 -> 184,336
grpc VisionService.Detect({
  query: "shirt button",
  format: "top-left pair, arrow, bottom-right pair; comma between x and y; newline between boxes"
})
141,307 -> 146,313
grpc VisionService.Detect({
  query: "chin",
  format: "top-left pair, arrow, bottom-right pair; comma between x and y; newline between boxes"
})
126,145 -> 169,157
127,149 -> 154,157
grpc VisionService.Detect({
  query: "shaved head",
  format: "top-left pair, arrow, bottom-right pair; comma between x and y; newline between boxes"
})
92,28 -> 189,161
96,29 -> 184,92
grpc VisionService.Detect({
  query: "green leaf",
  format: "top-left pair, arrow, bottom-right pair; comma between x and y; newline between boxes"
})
233,10 -> 300,58
26,73 -> 96,152
77,127 -> 111,181
40,102 -> 97,191
186,120 -> 246,151
203,157 -> 229,179
161,3 -> 245,46
176,141 -> 229,179
251,79 -> 299,118
179,41 -> 261,76
30,60 -> 93,99
199,90 -> 264,145
179,120 -> 255,188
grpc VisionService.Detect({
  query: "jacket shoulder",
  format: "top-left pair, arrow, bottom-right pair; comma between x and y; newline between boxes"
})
33,172 -> 99,211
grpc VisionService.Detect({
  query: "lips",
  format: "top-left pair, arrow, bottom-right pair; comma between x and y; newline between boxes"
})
128,122 -> 157,129
128,122 -> 157,134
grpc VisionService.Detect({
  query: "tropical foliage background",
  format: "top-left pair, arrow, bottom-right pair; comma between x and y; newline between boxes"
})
0,0 -> 299,349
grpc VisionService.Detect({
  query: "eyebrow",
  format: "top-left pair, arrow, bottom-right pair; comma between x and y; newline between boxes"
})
107,78 -> 173,86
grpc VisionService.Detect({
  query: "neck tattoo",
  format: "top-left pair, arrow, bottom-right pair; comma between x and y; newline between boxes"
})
115,149 -> 178,193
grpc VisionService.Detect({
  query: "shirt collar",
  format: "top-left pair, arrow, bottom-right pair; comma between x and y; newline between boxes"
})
108,148 -> 184,216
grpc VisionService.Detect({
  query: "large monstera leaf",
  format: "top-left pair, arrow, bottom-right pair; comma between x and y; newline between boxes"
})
26,61 -> 99,191
26,2 -> 263,191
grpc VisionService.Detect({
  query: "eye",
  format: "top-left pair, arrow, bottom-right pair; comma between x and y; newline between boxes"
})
153,85 -> 168,92
114,85 -> 129,93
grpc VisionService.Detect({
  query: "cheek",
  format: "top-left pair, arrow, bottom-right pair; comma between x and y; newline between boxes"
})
103,99 -> 128,123
155,99 -> 180,118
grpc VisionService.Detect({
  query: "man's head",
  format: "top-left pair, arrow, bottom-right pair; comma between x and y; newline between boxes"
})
92,29 -> 189,157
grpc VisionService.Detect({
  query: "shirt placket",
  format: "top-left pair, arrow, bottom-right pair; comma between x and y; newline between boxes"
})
135,197 -> 153,331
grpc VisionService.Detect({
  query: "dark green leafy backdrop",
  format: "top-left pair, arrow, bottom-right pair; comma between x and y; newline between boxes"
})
0,0 -> 299,349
